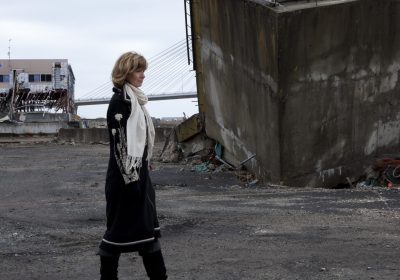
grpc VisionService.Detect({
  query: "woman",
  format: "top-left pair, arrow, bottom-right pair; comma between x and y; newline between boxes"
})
98,51 -> 167,280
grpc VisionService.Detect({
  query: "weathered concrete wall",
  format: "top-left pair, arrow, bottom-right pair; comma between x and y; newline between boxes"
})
15,112 -> 69,123
193,0 -> 400,187
278,0 -> 400,186
58,128 -> 109,143
57,127 -> 171,144
154,126 -> 174,143
196,0 -> 282,182
0,122 -> 68,135
0,113 -> 70,135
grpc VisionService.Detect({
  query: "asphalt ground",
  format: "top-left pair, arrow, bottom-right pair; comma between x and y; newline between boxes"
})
0,139 -> 399,279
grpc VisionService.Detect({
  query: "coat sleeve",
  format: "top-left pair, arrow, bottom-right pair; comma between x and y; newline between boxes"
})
107,98 -> 139,184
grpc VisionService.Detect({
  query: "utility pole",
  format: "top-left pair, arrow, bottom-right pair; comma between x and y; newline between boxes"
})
8,39 -> 11,71
9,69 -> 17,121
7,39 -> 19,122
7,39 -> 16,121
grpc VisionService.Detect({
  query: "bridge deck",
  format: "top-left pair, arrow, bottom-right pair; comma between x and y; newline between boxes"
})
75,91 -> 197,106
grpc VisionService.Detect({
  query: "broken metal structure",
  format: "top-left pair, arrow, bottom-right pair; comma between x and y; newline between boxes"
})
0,59 -> 75,122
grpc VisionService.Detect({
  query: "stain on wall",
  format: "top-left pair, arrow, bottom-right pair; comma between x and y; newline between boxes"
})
192,0 -> 400,187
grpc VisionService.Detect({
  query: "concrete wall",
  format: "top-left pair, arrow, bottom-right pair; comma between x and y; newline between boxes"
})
58,128 -> 109,143
278,0 -> 400,186
0,122 -> 68,135
193,0 -> 400,187
15,112 -> 69,123
57,127 -> 172,144
0,113 -> 70,135
195,0 -> 282,182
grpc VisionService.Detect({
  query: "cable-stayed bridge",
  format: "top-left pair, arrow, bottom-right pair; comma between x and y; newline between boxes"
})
75,92 -> 197,106
74,39 -> 197,109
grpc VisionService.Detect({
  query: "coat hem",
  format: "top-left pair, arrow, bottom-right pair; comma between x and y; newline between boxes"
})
102,236 -> 155,246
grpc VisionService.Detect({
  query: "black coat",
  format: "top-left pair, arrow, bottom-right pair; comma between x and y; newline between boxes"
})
99,87 -> 160,254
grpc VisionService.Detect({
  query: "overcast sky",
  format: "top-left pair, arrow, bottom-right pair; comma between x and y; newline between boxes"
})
0,0 -> 198,119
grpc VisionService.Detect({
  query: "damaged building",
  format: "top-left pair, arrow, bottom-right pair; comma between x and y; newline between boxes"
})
0,59 -> 75,133
188,0 -> 400,187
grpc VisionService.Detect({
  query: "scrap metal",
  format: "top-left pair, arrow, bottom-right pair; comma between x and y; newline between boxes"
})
0,82 -> 73,119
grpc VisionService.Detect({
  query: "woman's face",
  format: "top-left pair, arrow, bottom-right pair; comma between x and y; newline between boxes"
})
127,69 -> 145,87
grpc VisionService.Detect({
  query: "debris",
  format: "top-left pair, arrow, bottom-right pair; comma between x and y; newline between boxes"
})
159,128 -> 182,163
215,154 -> 235,169
214,142 -> 256,170
373,156 -> 400,188
179,133 -> 214,158
159,116 -> 213,164
235,169 -> 258,186
353,157 -> 400,189
158,116 -> 258,182
195,162 -> 209,172
207,163 -> 216,171
0,114 -> 10,122
346,177 -> 354,188
187,155 -> 203,165
175,113 -> 203,142
246,179 -> 259,187
0,88 -> 72,115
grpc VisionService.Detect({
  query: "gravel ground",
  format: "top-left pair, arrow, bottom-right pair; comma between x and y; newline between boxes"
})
0,138 -> 399,280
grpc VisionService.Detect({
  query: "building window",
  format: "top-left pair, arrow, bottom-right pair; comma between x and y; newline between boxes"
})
0,75 -> 10,83
41,74 -> 52,82
29,74 -> 51,82
29,74 -> 40,82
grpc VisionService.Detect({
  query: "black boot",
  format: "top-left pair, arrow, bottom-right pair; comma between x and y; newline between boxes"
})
142,250 -> 168,280
100,255 -> 119,280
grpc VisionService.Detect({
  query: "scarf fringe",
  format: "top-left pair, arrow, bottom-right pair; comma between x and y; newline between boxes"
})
123,155 -> 143,182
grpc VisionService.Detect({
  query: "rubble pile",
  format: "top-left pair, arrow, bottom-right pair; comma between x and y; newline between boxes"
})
158,115 -> 258,186
357,156 -> 400,189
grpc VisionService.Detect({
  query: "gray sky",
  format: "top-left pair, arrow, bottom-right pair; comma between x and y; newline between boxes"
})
0,0 -> 198,118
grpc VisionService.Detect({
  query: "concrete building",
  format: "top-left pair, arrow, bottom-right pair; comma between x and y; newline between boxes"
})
0,59 -> 75,115
0,59 -> 75,134
190,0 -> 400,187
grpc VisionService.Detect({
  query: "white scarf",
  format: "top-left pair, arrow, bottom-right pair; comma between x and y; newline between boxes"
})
124,83 -> 155,178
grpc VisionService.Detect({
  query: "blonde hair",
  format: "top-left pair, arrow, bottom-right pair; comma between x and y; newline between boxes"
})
111,51 -> 148,88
